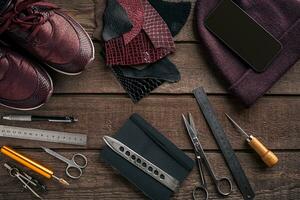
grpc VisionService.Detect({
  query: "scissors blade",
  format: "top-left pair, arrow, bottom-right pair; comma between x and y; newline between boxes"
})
41,146 -> 71,165
182,114 -> 200,148
188,113 -> 198,134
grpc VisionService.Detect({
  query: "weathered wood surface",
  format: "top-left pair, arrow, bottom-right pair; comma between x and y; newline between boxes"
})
0,151 -> 298,200
0,96 -> 299,150
0,0 -> 299,199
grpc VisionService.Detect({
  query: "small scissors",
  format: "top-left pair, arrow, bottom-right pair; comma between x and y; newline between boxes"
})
41,147 -> 88,179
182,113 -> 233,200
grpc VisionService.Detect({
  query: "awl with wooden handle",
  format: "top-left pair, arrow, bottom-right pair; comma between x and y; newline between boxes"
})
225,114 -> 279,167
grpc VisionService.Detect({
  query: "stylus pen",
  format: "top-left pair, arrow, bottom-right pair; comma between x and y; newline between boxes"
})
1,115 -> 78,123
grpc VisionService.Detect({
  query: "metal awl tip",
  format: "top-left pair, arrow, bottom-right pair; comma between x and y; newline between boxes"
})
225,113 -> 250,138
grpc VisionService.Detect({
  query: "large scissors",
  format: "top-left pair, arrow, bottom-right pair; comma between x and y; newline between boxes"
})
182,113 -> 233,199
41,147 -> 88,179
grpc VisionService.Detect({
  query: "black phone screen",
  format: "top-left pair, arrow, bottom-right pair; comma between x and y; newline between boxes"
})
205,0 -> 282,72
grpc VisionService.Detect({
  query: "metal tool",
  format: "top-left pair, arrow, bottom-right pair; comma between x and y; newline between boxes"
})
41,147 -> 88,179
103,136 -> 180,192
193,87 -> 255,200
0,146 -> 69,186
2,115 -> 78,123
0,125 -> 87,146
225,114 -> 279,167
4,163 -> 47,199
182,113 -> 232,199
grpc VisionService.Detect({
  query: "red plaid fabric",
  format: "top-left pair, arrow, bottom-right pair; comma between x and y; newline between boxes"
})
143,0 -> 175,50
117,0 -> 144,44
105,31 -> 171,66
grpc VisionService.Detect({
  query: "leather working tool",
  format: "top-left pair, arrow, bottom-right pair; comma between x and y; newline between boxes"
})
2,115 -> 78,123
101,113 -> 194,200
0,146 -> 69,186
182,113 -> 232,199
0,125 -> 87,146
103,136 -> 180,191
193,87 -> 255,200
4,163 -> 47,200
41,147 -> 88,179
225,114 -> 279,167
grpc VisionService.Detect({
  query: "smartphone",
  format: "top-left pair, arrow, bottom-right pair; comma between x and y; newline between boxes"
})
205,0 -> 282,72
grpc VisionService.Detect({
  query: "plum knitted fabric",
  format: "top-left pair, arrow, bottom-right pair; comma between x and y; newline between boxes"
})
196,0 -> 300,106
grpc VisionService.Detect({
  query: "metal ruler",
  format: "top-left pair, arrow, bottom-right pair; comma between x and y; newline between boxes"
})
193,87 -> 255,200
0,125 -> 87,146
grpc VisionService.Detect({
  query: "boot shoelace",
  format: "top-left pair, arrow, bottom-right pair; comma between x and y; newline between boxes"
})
0,0 -> 58,41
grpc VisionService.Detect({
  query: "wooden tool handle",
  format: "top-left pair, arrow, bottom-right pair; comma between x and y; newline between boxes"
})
248,136 -> 278,167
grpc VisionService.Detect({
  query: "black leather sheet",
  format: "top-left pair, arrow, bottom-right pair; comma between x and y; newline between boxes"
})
102,0 -> 133,41
101,113 -> 194,200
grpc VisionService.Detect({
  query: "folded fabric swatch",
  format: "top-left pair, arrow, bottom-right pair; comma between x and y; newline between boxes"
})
102,0 -> 132,41
143,0 -> 175,50
148,0 -> 191,37
105,30 -> 171,66
101,113 -> 194,200
112,58 -> 180,102
196,0 -> 300,106
117,0 -> 144,45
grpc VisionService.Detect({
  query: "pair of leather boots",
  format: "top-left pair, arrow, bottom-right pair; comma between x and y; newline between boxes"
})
0,0 -> 94,110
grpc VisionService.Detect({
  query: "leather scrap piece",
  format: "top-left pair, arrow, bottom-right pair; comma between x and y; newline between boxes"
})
119,58 -> 180,83
111,58 -> 180,102
143,0 -> 175,50
117,0 -> 144,44
105,31 -> 171,66
148,0 -> 191,36
102,0 -> 133,41
111,66 -> 164,103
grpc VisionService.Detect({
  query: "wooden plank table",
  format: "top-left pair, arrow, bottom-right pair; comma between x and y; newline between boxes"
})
0,1 -> 299,199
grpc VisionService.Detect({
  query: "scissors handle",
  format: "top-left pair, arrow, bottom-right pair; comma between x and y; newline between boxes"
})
195,156 -> 206,186
215,177 -> 233,196
66,154 -> 88,179
72,153 -> 88,168
193,185 -> 209,200
66,165 -> 82,179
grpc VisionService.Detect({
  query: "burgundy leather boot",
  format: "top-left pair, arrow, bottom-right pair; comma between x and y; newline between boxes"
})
0,0 -> 94,75
0,46 -> 53,110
